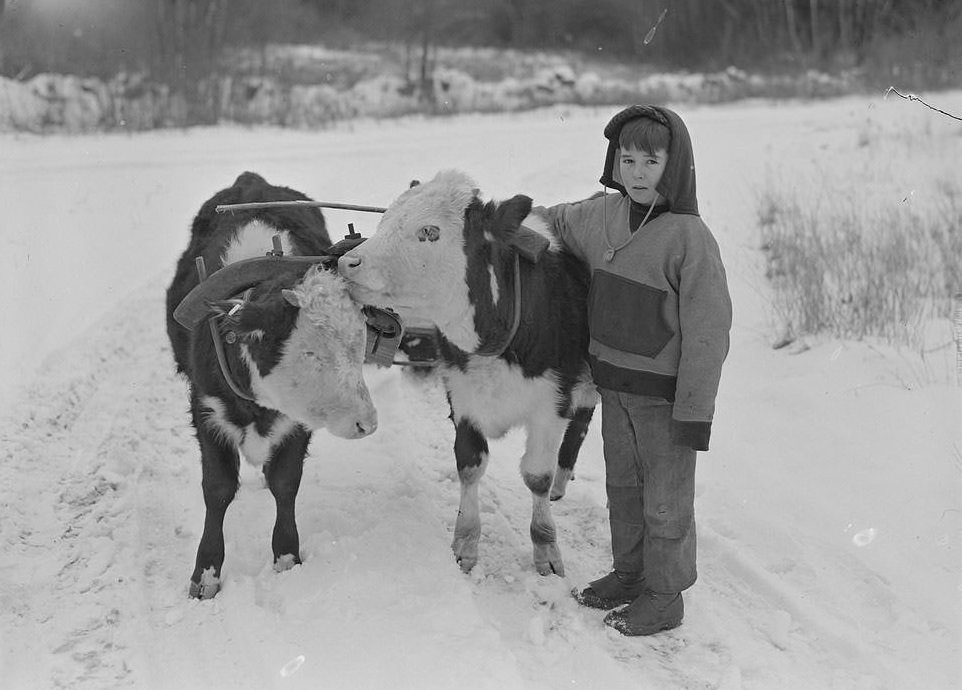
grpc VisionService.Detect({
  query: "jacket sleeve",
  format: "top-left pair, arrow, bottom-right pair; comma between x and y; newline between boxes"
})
671,226 -> 732,435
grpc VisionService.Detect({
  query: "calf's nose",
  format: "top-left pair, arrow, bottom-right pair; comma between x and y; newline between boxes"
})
353,398 -> 378,438
356,418 -> 377,436
338,255 -> 361,272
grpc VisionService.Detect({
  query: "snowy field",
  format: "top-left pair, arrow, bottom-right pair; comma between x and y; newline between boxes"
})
1,93 -> 960,689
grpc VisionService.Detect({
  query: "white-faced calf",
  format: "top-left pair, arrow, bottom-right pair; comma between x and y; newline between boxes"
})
166,172 -> 377,599
338,170 -> 597,577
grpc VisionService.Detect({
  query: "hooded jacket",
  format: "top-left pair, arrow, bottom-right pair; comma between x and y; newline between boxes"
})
543,105 -> 732,450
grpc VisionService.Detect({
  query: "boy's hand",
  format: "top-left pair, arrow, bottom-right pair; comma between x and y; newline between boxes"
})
670,419 -> 711,451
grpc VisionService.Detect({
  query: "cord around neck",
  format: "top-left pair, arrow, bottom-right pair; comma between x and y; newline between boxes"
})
602,191 -> 660,263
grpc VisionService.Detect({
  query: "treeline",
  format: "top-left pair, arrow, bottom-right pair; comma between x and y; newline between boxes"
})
309,0 -> 960,74
0,0 -> 957,114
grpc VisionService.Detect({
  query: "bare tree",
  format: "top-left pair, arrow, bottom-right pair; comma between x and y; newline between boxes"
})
392,0 -> 486,105
0,0 -> 5,72
151,0 -> 229,123
809,0 -> 820,57
783,0 -> 805,56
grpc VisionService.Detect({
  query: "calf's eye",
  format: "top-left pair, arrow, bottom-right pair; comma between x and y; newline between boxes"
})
417,225 -> 440,242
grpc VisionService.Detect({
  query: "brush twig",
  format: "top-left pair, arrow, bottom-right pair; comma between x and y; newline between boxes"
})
885,87 -> 962,122
215,200 -> 387,214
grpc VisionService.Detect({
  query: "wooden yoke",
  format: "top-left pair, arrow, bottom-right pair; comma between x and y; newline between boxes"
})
173,255 -> 330,330
510,225 -> 551,264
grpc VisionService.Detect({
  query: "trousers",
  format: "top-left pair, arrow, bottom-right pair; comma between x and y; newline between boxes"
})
600,388 -> 697,593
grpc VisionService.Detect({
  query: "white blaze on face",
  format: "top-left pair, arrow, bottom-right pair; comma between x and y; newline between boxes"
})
338,170 -> 481,352
246,267 -> 377,439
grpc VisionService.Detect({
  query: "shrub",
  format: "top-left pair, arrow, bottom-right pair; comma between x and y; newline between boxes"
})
758,179 -> 962,352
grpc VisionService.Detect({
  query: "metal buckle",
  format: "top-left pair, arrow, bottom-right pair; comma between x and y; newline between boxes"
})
362,306 -> 403,367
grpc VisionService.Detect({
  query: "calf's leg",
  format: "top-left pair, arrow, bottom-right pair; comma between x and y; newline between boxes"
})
190,423 -> 240,599
523,417 -> 568,576
451,417 -> 489,573
551,406 -> 595,501
265,429 -> 310,571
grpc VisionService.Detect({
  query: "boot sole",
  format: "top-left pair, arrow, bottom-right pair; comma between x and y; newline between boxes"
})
572,587 -> 642,611
604,612 -> 683,636
575,593 -> 636,610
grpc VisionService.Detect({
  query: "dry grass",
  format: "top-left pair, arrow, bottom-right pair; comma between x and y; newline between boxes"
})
758,178 -> 962,352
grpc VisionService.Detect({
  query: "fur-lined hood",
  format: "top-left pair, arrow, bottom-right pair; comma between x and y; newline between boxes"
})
599,105 -> 699,216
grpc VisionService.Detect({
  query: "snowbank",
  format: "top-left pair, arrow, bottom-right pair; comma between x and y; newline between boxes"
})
0,72 -> 180,132
0,65 -> 859,133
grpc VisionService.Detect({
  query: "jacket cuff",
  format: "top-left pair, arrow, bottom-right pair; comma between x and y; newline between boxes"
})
670,419 -> 711,451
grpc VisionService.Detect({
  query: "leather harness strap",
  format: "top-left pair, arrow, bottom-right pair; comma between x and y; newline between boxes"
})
475,253 -> 523,359
209,289 -> 257,402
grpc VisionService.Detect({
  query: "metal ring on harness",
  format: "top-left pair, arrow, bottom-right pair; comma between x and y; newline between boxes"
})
362,306 -> 404,367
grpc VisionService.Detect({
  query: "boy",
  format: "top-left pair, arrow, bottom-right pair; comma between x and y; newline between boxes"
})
544,105 -> 732,636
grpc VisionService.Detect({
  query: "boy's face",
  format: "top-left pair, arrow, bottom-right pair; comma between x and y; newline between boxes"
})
619,146 -> 667,206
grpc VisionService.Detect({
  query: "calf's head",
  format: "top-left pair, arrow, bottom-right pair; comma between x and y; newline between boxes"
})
217,265 -> 377,438
337,170 -> 534,351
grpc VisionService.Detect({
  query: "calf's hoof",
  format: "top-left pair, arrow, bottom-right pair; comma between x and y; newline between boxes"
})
273,553 -> 301,573
533,543 -> 565,577
455,555 -> 477,574
188,569 -> 221,599
451,537 -> 479,573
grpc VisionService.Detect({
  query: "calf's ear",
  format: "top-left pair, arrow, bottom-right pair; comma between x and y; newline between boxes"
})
282,289 -> 301,307
495,194 -> 533,231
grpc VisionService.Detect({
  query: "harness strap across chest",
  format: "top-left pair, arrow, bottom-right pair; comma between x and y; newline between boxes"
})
475,253 -> 522,358
209,290 -> 256,402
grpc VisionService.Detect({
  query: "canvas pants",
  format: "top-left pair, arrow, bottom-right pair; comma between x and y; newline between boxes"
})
600,388 -> 697,594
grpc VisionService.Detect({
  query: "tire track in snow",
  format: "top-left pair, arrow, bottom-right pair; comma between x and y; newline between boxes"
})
0,273 -> 310,688
694,522 -> 928,689
0,274 -> 207,689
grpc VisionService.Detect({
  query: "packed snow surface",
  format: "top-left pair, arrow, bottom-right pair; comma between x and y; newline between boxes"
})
1,93 -> 960,689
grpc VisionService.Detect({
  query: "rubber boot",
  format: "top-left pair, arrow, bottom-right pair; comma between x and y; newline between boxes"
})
604,590 -> 684,636
573,571 -> 645,610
